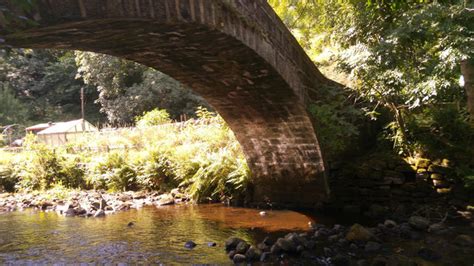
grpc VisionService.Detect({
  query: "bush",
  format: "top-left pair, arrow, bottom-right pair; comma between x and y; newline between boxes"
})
134,149 -> 177,191
0,108 -> 251,201
87,151 -> 138,191
405,106 -> 474,158
135,108 -> 171,128
0,165 -> 17,192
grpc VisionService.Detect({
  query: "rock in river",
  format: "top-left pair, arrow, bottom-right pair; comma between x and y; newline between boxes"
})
94,209 -> 105,217
233,254 -> 246,263
346,224 -> 373,242
225,237 -> 245,251
184,241 -> 197,249
156,194 -> 175,206
275,237 -> 296,253
235,241 -> 250,254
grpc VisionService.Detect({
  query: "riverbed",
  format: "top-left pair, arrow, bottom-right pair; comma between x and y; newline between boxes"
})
0,204 -> 319,264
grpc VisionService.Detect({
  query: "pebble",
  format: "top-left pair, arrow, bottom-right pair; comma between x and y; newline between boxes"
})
184,240 -> 197,249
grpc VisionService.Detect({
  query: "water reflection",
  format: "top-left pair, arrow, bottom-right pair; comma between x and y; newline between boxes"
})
0,204 -> 314,264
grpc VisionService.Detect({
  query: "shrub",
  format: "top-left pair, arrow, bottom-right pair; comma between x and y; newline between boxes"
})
1,108 -> 251,201
87,151 -> 138,192
135,108 -> 171,128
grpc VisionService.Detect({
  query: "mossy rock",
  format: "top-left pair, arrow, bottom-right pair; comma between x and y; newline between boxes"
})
427,164 -> 449,174
346,224 -> 373,241
415,158 -> 431,169
430,173 -> 443,180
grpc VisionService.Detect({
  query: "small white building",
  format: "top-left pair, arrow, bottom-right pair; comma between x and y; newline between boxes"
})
37,119 -> 98,147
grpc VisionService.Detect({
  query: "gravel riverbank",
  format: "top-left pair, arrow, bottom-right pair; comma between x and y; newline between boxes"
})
0,189 -> 188,217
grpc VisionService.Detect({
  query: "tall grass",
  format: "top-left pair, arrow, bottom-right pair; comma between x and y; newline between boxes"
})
0,108 -> 251,202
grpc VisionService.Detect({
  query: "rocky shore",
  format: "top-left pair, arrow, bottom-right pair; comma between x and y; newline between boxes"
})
223,216 -> 474,265
0,189 -> 188,217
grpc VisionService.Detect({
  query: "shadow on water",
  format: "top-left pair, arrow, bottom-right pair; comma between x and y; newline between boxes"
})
0,204 -> 326,264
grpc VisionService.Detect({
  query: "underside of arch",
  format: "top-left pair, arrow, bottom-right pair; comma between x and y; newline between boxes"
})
0,0 -> 330,208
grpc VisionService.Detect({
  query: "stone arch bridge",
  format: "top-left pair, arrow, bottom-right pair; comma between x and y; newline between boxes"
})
0,0 -> 335,208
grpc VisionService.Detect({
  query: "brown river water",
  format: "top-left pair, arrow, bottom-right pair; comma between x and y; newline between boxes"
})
0,204 -> 324,264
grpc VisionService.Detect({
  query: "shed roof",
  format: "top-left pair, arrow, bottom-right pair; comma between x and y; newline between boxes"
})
26,122 -> 54,131
37,119 -> 96,135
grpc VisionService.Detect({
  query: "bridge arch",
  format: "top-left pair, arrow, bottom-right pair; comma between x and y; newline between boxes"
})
0,0 -> 331,207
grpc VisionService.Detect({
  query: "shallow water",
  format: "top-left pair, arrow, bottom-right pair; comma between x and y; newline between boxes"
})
0,204 -> 319,264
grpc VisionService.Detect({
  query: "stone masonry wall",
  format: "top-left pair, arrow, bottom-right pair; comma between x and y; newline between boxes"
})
328,153 -> 457,217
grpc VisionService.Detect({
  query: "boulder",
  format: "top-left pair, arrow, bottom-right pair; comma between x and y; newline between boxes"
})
232,254 -> 246,263
428,223 -> 447,234
132,191 -> 147,199
156,194 -> 175,206
364,241 -> 381,252
454,234 -> 473,247
235,241 -> 250,254
225,237 -> 245,252
74,207 -> 87,216
270,243 -> 282,254
262,236 -> 275,246
260,251 -> 272,262
383,220 -> 397,228
94,209 -> 105,217
275,237 -> 296,252
245,246 -> 261,261
408,216 -> 430,230
332,254 -> 351,266
346,224 -> 373,242
227,250 -> 236,259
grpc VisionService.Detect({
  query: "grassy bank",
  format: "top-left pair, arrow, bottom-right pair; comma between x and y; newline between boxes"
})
0,108 -> 250,203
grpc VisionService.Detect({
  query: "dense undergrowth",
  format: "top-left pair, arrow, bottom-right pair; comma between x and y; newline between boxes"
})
0,108 -> 250,202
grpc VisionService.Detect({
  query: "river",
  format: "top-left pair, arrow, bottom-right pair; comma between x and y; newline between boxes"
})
0,204 -> 323,264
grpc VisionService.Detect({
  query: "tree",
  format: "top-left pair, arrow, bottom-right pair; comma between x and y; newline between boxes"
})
270,0 -> 473,154
461,59 -> 474,123
0,49 -> 102,123
135,109 -> 171,128
0,83 -> 27,125
75,51 -> 209,125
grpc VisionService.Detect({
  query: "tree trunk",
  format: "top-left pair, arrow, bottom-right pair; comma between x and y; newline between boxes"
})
461,59 -> 474,123
389,103 -> 411,156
